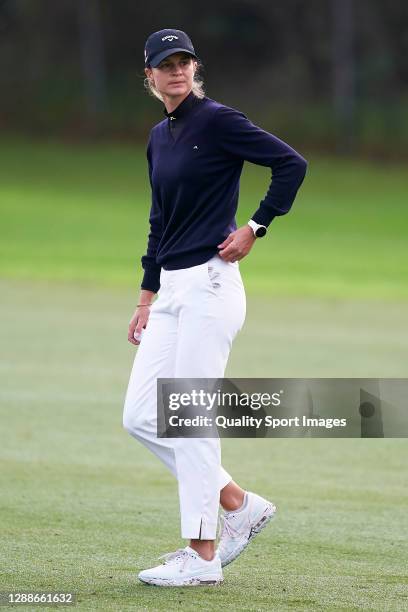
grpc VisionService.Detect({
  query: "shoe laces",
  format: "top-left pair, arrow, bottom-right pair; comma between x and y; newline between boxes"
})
158,548 -> 191,572
218,513 -> 243,543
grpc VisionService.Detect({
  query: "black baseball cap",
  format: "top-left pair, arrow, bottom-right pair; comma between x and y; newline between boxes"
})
144,29 -> 198,68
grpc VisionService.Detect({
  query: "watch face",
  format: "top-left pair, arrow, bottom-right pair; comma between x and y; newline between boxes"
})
255,226 -> 267,238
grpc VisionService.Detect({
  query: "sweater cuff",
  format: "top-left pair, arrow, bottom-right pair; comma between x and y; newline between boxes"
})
141,266 -> 161,294
251,209 -> 278,227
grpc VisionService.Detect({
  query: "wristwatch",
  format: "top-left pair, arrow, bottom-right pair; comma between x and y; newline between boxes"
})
247,219 -> 267,238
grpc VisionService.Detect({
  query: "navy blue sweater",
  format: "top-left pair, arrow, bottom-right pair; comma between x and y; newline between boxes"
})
141,91 -> 307,293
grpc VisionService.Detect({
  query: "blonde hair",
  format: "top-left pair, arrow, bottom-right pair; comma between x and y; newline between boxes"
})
143,58 -> 205,102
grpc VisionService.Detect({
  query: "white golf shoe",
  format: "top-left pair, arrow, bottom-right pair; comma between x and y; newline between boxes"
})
217,491 -> 277,567
138,546 -> 223,587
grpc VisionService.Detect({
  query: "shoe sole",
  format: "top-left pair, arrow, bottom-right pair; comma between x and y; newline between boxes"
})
138,574 -> 223,587
221,502 -> 277,568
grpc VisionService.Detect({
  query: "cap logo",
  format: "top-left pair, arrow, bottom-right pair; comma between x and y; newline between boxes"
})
161,35 -> 178,42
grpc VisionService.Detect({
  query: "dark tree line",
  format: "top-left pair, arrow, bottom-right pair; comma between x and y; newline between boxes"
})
0,0 -> 407,155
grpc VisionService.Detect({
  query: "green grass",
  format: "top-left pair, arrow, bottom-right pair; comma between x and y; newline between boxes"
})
1,139 -> 407,609
0,138 -> 407,299
1,279 -> 407,611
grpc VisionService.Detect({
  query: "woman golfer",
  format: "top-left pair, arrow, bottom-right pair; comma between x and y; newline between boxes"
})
123,28 -> 307,587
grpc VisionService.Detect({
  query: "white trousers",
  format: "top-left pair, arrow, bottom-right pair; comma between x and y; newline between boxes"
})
123,253 -> 246,539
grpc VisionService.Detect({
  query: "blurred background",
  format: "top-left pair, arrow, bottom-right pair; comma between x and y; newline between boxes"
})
1,0 -> 407,299
0,0 -> 408,154
1,2 -> 408,607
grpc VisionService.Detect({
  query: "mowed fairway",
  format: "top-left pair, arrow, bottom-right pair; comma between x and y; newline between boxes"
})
1,139 -> 407,610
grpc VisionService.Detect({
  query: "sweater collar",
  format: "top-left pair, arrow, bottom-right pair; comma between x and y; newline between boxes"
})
162,91 -> 199,120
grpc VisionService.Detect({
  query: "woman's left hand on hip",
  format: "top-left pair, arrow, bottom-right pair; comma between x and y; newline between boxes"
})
217,226 -> 256,262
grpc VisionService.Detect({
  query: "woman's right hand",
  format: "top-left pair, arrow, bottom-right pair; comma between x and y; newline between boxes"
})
128,306 -> 150,345
128,290 -> 156,346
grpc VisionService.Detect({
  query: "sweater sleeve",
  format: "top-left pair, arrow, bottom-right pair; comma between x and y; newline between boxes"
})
140,137 -> 162,293
214,106 -> 308,227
